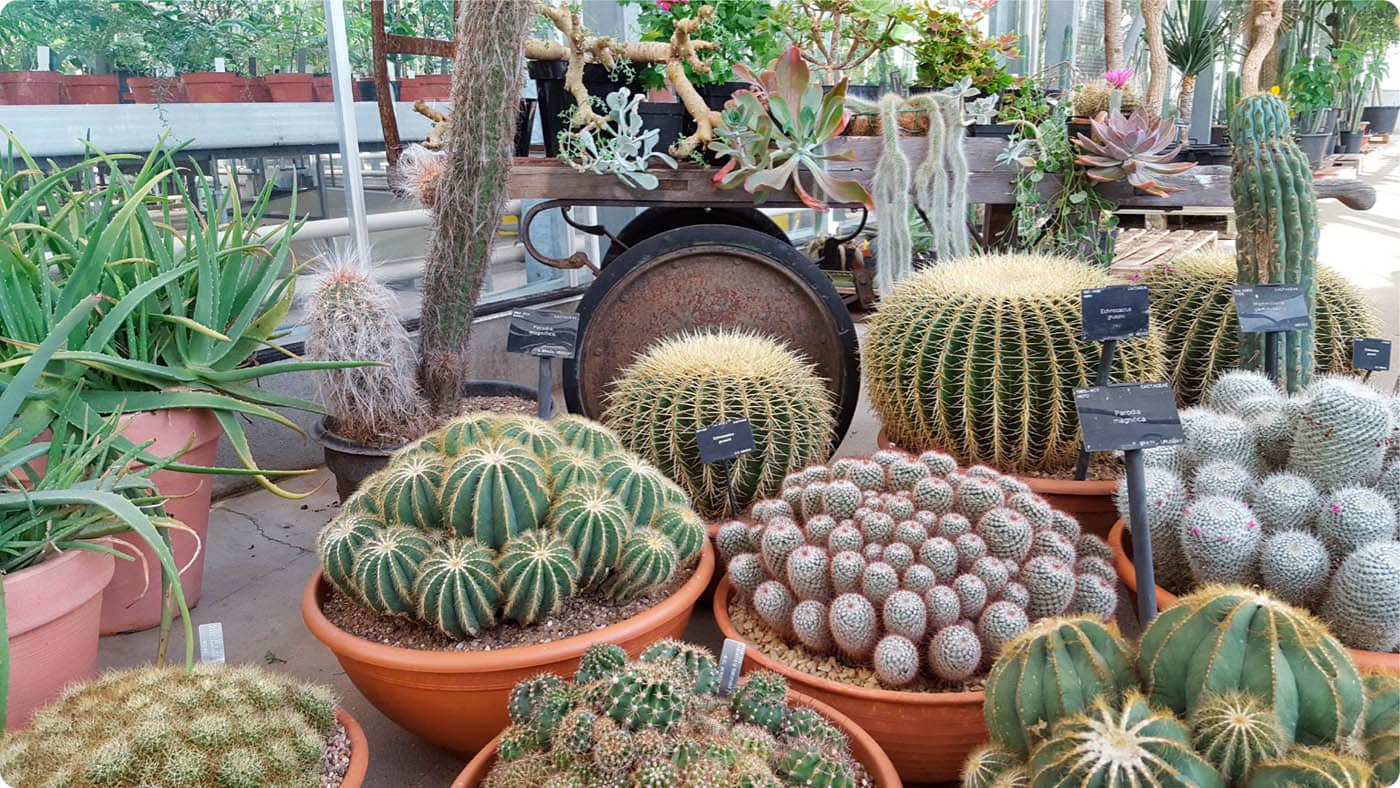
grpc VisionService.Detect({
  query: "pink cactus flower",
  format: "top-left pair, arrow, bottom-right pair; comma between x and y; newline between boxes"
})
1103,68 -> 1135,89
657,0 -> 671,8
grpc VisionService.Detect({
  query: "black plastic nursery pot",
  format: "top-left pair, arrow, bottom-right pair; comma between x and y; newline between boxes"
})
1337,130 -> 1364,155
968,123 -> 1017,138
514,98 -> 536,157
695,81 -> 747,112
529,60 -> 642,157
314,380 -> 537,501
639,102 -> 687,153
1179,144 -> 1232,166
1295,132 -> 1332,169
1362,105 -> 1399,135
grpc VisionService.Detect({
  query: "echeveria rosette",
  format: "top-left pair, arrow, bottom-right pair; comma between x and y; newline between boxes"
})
1072,110 -> 1197,198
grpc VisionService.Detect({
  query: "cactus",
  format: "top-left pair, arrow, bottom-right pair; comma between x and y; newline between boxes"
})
961,743 -> 1022,788
650,503 -> 705,564
829,593 -> 879,660
1321,541 -> 1400,653
414,538 -> 501,638
1020,556 -> 1075,620
1244,747 -> 1374,788
791,599 -> 834,653
873,635 -> 922,687
983,616 -> 1136,757
603,330 -> 835,519
954,573 -> 989,620
1072,80 -> 1140,116
1138,586 -> 1365,746
1115,466 -> 1193,591
974,601 -> 1029,660
732,672 -> 789,734
498,530 -> 580,624
351,526 -> 433,616
1145,252 -> 1378,405
1362,673 -> 1400,787
1068,574 -> 1118,621
1189,691 -> 1287,782
317,513 -> 381,595
776,740 -> 857,786
1179,496 -> 1262,585
1207,369 -> 1283,411
601,454 -> 671,529
865,254 -> 1164,472
1257,530 -> 1331,608
977,508 -> 1034,562
1315,487 -> 1396,558
1192,461 -> 1254,499
929,623 -> 983,682
1288,377 -> 1392,490
927,585 -> 963,629
605,665 -> 685,732
861,561 -> 900,605
0,665 -> 337,788
1027,692 -> 1225,788
1249,473 -> 1320,531
1183,410 -> 1259,472
785,545 -> 832,602
547,485 -> 629,587
441,441 -> 550,547
554,413 -> 624,458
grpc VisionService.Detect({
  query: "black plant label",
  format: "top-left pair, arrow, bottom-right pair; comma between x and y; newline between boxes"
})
507,309 -> 579,358
1081,285 -> 1151,341
1075,382 -> 1184,453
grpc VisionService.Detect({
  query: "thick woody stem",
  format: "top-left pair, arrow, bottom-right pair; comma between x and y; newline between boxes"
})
1242,0 -> 1283,96
1142,0 -> 1169,118
1104,0 -> 1124,72
1177,73 -> 1197,123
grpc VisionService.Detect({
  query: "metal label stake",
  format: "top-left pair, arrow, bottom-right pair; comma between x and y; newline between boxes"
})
1232,284 -> 1312,388
697,419 -> 756,518
506,308 -> 580,418
1075,285 -> 1150,481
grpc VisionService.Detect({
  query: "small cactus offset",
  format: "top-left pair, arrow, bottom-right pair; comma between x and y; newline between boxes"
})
1188,691 -> 1287,782
1362,672 -> 1400,787
315,413 -> 704,640
0,665 -> 339,788
726,451 -> 1118,688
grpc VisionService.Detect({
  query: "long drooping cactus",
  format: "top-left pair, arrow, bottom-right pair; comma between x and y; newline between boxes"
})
603,330 -> 835,519
317,413 -> 706,638
1230,94 -> 1320,393
866,254 -> 1165,473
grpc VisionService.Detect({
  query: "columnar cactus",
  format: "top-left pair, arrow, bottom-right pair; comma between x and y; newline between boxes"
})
865,254 -> 1165,473
319,413 -> 703,639
727,451 -> 1118,688
603,330 -> 836,518
0,665 -> 338,787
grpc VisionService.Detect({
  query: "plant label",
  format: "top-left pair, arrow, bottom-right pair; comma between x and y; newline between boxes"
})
1232,285 -> 1312,333
506,309 -> 579,358
1351,338 -> 1392,371
696,419 -> 756,464
718,638 -> 747,696
1074,382 -> 1184,453
1080,285 -> 1150,341
198,622 -> 226,664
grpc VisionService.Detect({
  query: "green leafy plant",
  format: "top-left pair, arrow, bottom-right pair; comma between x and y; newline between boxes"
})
1072,110 -> 1197,198
1282,56 -> 1341,133
996,77 -> 1051,125
710,46 -> 874,210
558,88 -> 678,190
1162,0 -> 1232,120
622,0 -> 782,89
908,1 -> 1017,96
765,0 -> 915,85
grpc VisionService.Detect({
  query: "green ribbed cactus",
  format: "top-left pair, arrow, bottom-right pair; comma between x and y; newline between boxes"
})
547,447 -> 603,494
1143,252 -> 1378,405
651,503 -> 705,564
639,639 -> 718,695
546,485 -> 629,588
1027,692 -> 1224,788
553,413 -> 625,458
1179,496 -> 1262,585
1288,378 -> 1393,490
605,665 -> 685,732
1231,94 -> 1321,392
316,513 -> 381,595
961,744 -> 1022,788
414,538 -> 501,638
600,454 -> 671,529
602,529 -> 679,603
441,441 -> 549,548
1363,673 -> 1400,786
603,330 -> 836,519
865,254 -> 1165,472
1138,586 -> 1365,747
733,672 -> 789,734
1188,691 -> 1287,782
983,617 -> 1137,757
498,530 -> 580,625
374,449 -> 444,527
351,526 -> 433,615
1244,747 -> 1374,788
1321,542 -> 1400,653
0,665 -> 337,788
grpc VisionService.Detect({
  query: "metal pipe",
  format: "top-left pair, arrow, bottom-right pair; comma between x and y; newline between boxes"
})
323,0 -> 370,255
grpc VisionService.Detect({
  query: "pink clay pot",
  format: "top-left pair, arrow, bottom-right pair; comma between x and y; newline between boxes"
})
5,547 -> 115,727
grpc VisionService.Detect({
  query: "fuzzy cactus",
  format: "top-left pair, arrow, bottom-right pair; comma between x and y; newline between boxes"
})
1179,496 -> 1263,585
1183,409 -> 1259,472
1192,461 -> 1254,499
1288,377 -> 1392,491
1321,541 -> 1400,653
1315,487 -> 1396,558
1188,691 -> 1287,782
928,623 -> 983,682
603,330 -> 835,518
865,254 -> 1164,472
829,592 -> 880,660
872,635 -> 921,687
1249,472 -> 1320,531
0,665 -> 338,788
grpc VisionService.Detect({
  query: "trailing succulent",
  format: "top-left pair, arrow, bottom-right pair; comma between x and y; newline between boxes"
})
482,641 -> 869,787
603,329 -> 836,520
720,449 -> 1120,688
317,413 -> 706,639
866,254 -> 1165,473
0,664 -> 339,788
964,587 -> 1389,788
1115,370 -> 1400,653
557,87 -> 678,190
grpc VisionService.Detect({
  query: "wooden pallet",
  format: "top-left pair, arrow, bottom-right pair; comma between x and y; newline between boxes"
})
1109,228 -> 1219,279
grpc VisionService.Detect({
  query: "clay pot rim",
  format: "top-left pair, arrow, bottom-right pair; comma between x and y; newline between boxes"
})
874,427 -> 1117,495
448,686 -> 901,788
4,545 -> 116,636
712,576 -> 984,705
336,707 -> 370,788
302,540 -> 714,673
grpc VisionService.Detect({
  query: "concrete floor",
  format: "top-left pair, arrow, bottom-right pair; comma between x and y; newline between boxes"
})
99,140 -> 1400,787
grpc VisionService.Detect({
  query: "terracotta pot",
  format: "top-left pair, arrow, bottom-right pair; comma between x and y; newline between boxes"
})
302,541 -> 715,754
313,76 -> 334,102
449,687 -> 900,787
335,707 -> 371,787
402,74 -> 452,101
264,73 -> 316,102
5,547 -> 115,727
1107,519 -> 1400,675
126,76 -> 185,103
0,71 -> 63,104
100,408 -> 223,634
181,72 -> 245,103
61,74 -> 118,104
714,577 -> 984,782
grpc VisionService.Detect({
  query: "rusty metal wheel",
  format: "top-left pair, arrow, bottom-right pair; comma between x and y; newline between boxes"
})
601,207 -> 789,265
564,224 -> 859,449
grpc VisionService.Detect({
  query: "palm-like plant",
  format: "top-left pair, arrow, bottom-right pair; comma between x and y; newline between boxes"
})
1163,0 -> 1233,121
1072,111 -> 1198,197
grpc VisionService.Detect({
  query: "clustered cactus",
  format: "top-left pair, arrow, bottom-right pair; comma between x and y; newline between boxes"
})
603,329 -> 836,519
964,586 -> 1392,788
866,254 -> 1165,474
317,413 -> 706,639
0,664 -> 339,788
721,449 -> 1120,688
482,641 -> 868,787
1116,370 -> 1400,653
1071,80 -> 1140,117
1142,251 -> 1378,406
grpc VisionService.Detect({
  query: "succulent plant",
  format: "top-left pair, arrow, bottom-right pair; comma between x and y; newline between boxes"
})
1362,672 -> 1400,786
0,665 -> 338,788
1142,252 -> 1379,406
557,88 -> 677,190
1071,80 -> 1140,117
866,254 -> 1165,473
319,413 -> 702,639
1178,495 -> 1263,585
1257,530 -> 1331,608
1321,541 -> 1400,653
1288,378 -> 1393,491
1072,110 -> 1198,197
726,451 -> 1117,688
1244,746 -> 1374,787
603,329 -> 835,519
961,743 -> 1024,788
1188,691 -> 1288,782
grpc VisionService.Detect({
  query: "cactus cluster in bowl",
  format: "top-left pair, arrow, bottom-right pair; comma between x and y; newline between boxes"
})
719,449 -> 1120,688
964,586 -> 1398,788
482,641 -> 871,787
0,664 -> 340,788
1116,370 -> 1400,653
316,412 -> 707,639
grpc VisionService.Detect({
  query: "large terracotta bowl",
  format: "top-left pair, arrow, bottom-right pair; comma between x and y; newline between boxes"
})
1107,519 -> 1400,675
449,687 -> 902,787
302,541 -> 714,754
335,707 -> 370,788
874,429 -> 1116,538
713,576 -> 984,783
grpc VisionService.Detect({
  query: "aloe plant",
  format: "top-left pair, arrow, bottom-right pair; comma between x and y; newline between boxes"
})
710,46 -> 874,211
1071,110 -> 1197,198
